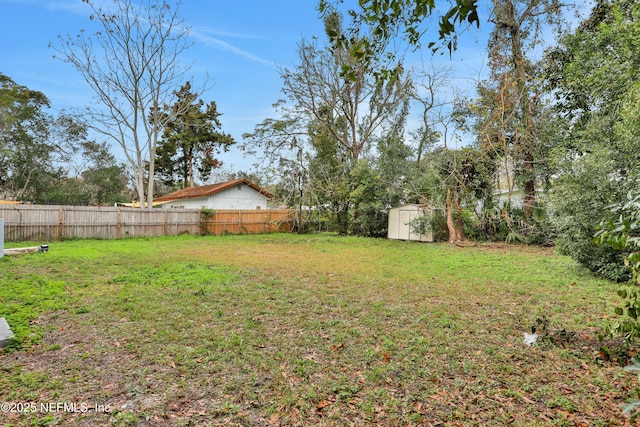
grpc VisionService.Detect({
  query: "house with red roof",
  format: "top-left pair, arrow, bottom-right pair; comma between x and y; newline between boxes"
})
154,179 -> 275,210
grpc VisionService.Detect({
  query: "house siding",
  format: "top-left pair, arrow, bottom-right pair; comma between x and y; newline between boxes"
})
163,184 -> 269,210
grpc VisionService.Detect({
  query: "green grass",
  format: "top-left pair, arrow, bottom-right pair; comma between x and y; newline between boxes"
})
0,233 -> 636,426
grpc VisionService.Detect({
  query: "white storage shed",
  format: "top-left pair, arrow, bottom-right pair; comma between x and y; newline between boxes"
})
387,204 -> 433,242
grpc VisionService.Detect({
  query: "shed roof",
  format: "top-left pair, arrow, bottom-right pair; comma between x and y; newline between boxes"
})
154,179 -> 274,204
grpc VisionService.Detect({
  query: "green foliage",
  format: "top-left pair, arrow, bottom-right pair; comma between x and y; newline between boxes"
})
595,192 -> 640,346
0,73 -> 128,205
473,202 -> 556,245
623,356 -> 640,421
349,134 -> 416,237
200,208 -> 216,219
414,146 -> 495,242
39,141 -> 129,206
77,141 -> 128,205
545,0 -> 640,279
319,0 -> 480,56
155,82 -> 235,188
0,74 -> 87,203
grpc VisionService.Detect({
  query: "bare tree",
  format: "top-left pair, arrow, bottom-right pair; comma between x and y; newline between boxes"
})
409,63 -> 462,163
280,13 -> 411,165
244,13 -> 411,234
52,0 -> 197,207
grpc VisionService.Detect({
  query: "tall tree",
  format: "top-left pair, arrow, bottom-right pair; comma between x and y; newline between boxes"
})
285,14 -> 410,233
349,103 -> 417,237
242,100 -> 311,232
156,82 -> 235,188
52,0 -> 197,208
282,14 -> 409,164
409,63 -> 460,161
479,0 -> 565,220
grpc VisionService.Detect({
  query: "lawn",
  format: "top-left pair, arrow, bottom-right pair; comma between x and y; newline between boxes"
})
0,233 -> 637,426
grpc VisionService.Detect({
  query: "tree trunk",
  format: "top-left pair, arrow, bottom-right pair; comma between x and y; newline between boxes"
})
146,157 -> 155,210
523,155 -> 536,219
507,1 -> 536,220
446,187 -> 465,243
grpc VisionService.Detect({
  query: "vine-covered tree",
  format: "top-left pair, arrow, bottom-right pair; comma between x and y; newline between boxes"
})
155,82 -> 235,189
475,0 -> 566,220
414,147 -> 495,243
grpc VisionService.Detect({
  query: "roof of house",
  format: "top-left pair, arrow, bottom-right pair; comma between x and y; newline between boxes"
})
154,179 -> 275,204
117,201 -> 167,208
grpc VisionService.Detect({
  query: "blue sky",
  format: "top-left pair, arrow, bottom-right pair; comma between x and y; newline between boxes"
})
1,0 -> 332,172
0,0 -> 586,177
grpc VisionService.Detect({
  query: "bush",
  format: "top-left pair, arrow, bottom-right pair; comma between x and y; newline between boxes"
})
595,192 -> 640,342
559,236 -> 630,282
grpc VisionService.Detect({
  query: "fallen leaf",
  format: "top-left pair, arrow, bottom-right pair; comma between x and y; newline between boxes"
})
317,400 -> 332,410
331,343 -> 345,352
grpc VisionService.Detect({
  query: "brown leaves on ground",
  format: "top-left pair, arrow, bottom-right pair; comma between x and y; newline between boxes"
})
1,235 -> 639,426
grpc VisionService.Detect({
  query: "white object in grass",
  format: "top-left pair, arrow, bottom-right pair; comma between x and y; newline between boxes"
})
523,332 -> 538,346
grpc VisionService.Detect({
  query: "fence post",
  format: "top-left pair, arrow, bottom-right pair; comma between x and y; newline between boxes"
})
58,206 -> 64,241
117,208 -> 122,238
163,210 -> 169,236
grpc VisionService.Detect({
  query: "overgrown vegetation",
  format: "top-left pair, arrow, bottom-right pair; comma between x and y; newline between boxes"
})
0,234 -> 636,425
596,192 -> 640,342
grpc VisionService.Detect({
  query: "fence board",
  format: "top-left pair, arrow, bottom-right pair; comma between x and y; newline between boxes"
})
203,210 -> 294,235
0,205 -> 293,242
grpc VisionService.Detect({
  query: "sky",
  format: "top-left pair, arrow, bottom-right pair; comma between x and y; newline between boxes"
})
0,0 -> 587,179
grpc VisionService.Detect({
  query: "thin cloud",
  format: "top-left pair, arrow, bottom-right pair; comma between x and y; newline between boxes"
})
36,0 -> 275,67
189,29 -> 274,67
191,24 -> 260,40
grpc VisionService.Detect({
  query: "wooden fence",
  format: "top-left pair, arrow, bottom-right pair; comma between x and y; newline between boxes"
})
203,209 -> 294,235
0,205 -> 294,242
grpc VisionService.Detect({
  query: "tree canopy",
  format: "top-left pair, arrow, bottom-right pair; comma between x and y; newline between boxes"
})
0,73 -> 127,205
155,82 -> 235,189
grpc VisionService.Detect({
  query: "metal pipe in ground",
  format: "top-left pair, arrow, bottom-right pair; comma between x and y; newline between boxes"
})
3,245 -> 49,256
